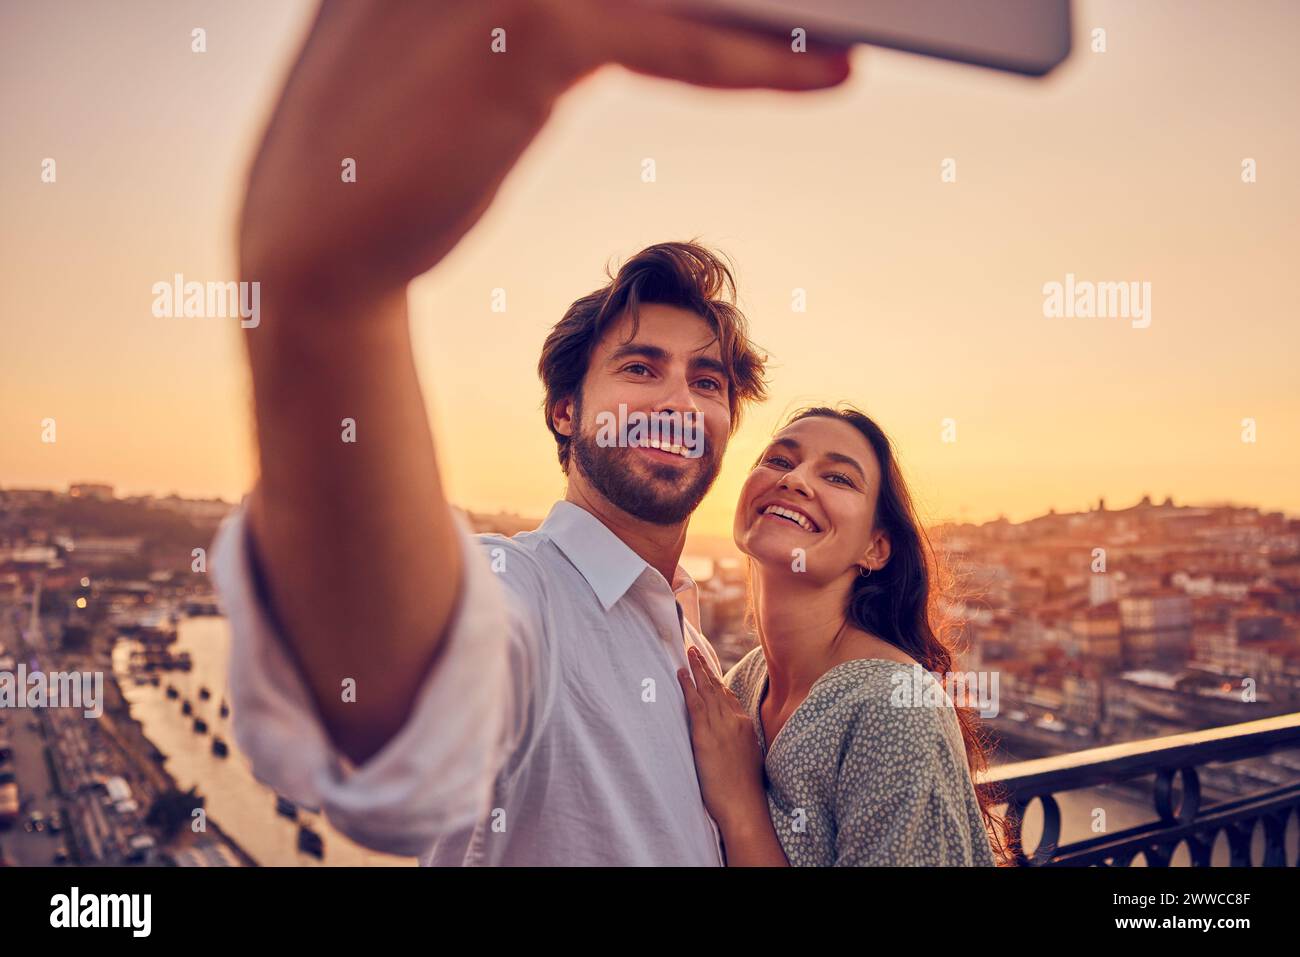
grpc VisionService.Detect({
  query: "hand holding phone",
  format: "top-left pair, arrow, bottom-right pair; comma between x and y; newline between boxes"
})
641,0 -> 1072,76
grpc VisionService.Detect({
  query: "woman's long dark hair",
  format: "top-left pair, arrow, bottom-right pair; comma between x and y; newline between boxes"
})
781,405 -> 1017,864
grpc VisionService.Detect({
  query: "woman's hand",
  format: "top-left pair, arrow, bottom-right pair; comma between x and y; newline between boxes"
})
678,647 -> 788,865
676,646 -> 767,832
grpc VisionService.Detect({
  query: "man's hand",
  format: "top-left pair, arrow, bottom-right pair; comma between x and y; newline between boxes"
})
240,0 -> 852,310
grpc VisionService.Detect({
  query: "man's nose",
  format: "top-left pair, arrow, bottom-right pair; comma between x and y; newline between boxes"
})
654,371 -> 703,420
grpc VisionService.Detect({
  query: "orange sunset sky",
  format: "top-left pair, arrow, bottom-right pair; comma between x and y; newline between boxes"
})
2,0 -> 1297,542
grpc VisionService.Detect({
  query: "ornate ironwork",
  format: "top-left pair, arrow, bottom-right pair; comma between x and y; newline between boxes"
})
978,712 -> 1300,866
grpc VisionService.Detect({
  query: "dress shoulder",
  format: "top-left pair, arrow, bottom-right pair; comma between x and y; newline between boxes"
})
824,662 -> 993,866
723,646 -> 765,704
832,662 -> 968,760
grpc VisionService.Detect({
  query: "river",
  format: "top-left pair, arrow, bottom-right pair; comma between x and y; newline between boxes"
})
113,617 -> 411,866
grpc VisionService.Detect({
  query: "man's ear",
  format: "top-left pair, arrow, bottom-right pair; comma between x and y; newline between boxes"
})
552,396 -> 575,438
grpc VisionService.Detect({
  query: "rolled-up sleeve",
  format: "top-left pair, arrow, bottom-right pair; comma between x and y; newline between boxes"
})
209,500 -> 516,858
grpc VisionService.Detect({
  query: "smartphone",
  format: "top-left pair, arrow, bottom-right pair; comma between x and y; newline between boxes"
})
645,0 -> 1073,76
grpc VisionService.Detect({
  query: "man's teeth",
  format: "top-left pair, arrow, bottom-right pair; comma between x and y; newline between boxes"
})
762,505 -> 817,532
641,438 -> 690,457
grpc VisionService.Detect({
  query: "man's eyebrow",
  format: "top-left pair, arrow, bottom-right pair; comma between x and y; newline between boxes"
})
606,343 -> 669,365
605,343 -> 728,380
689,354 -> 727,378
765,436 -> 867,482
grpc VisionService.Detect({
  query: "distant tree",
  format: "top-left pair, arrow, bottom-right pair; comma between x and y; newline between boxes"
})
145,787 -> 205,844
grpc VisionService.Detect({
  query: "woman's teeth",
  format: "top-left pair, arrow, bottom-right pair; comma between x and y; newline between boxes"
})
761,505 -> 818,532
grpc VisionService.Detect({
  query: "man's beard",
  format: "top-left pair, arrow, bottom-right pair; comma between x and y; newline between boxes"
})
570,397 -> 722,526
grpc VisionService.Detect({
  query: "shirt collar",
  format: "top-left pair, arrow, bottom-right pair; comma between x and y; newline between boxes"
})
539,501 -> 701,627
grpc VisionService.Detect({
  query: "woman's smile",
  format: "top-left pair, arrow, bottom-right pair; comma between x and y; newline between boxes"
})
756,501 -> 822,533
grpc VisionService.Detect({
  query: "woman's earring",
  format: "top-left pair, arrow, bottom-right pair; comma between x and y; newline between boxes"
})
859,565 -> 872,579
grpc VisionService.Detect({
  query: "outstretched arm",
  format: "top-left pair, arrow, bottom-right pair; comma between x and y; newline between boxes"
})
236,0 -> 851,767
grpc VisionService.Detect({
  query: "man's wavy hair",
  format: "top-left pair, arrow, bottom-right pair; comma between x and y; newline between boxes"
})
538,241 -> 769,474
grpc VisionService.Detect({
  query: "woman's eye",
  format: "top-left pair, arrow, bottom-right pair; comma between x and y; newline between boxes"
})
827,473 -> 855,487
763,455 -> 792,468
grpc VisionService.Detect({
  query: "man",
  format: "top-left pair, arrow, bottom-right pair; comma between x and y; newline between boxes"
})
212,0 -> 851,864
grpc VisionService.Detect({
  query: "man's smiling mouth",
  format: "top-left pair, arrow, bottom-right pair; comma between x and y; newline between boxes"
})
631,437 -> 696,460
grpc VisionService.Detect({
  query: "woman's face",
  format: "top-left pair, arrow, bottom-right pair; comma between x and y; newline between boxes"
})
733,415 -> 889,583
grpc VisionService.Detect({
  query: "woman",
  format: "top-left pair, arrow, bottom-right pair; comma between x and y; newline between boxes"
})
676,405 -> 1011,866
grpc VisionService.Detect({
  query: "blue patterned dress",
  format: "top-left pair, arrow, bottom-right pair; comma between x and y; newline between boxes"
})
724,648 -> 997,866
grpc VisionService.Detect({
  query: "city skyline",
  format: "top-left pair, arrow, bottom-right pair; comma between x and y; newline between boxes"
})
4,479 -> 1297,528
3,0 -> 1299,540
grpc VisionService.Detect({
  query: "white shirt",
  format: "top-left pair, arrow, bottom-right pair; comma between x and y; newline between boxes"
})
211,499 -> 726,865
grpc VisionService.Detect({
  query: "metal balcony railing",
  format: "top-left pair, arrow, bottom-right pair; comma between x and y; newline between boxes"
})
978,712 -> 1300,866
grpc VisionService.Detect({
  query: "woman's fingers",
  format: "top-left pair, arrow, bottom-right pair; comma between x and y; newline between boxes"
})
689,647 -> 730,723
687,646 -> 714,692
